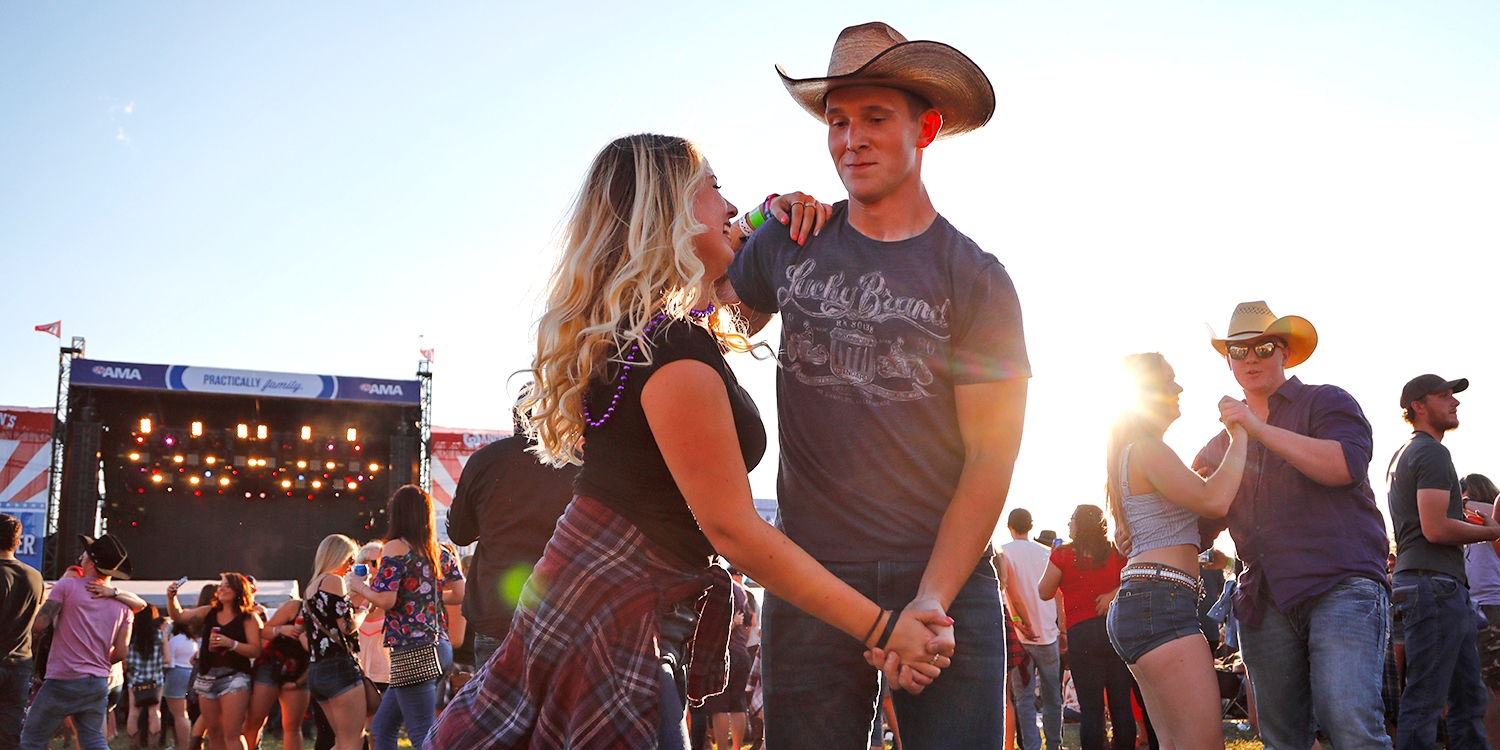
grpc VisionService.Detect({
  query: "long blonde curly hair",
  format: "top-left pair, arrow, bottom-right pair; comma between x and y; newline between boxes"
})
524,134 -> 749,466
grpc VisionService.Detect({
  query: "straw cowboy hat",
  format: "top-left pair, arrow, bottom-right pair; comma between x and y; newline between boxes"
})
777,22 -> 995,138
1209,300 -> 1319,368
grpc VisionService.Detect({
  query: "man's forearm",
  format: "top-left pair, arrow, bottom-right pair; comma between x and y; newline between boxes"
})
916,454 -> 1017,609
1255,423 -> 1354,486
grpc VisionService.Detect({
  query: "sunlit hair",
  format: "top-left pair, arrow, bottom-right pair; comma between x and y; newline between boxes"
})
1067,504 -> 1113,569
355,541 -> 384,565
1466,474 -> 1500,505
1105,353 -> 1175,555
523,133 -> 750,466
215,572 -> 255,614
311,534 -> 358,581
386,485 -> 439,569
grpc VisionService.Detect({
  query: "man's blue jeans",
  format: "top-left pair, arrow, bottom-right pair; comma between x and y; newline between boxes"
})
18,676 -> 109,750
1392,571 -> 1489,750
762,559 -> 1006,749
1239,576 -> 1391,750
371,639 -> 453,750
1011,641 -> 1062,750
0,663 -> 32,749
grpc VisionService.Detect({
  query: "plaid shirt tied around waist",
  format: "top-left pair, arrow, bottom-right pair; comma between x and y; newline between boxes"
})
430,496 -> 732,750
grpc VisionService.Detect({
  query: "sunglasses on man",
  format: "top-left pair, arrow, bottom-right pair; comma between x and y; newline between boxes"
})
1226,341 -> 1281,361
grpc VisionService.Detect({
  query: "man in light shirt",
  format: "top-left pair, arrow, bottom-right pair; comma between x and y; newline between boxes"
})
1001,508 -> 1062,750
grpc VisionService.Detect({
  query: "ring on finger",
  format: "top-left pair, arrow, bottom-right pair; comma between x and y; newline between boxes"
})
929,654 -> 939,665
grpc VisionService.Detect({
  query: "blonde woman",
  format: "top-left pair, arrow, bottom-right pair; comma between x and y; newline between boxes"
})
303,534 -> 367,750
431,134 -> 953,750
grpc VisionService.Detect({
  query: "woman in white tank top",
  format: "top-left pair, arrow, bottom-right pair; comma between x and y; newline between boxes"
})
1104,353 -> 1249,750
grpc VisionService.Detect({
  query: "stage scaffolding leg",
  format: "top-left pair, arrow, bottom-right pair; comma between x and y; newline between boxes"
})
43,336 -> 84,579
418,359 -> 432,494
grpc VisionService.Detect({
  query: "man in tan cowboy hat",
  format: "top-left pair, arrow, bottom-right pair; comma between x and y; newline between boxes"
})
726,21 -> 1028,748
21,534 -> 145,750
1193,301 -> 1391,750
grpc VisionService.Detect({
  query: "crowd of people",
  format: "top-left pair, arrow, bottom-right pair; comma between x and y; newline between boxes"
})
3,17 -> 1500,750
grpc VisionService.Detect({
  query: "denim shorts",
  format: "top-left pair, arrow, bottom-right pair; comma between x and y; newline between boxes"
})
1107,575 -> 1205,665
253,658 -> 309,689
163,667 -> 193,700
193,667 -> 252,699
307,653 -> 363,703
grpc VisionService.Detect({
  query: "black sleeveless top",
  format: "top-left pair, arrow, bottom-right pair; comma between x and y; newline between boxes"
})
198,607 -> 253,674
575,318 -> 766,567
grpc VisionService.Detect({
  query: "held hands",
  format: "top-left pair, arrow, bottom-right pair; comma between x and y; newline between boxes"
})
1218,396 -> 1258,439
769,192 -> 833,246
862,601 -> 956,695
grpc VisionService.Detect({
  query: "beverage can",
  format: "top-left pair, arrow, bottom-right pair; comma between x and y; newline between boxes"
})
353,563 -> 369,577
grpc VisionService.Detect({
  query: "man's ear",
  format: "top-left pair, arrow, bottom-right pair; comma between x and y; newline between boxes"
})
917,110 -> 942,148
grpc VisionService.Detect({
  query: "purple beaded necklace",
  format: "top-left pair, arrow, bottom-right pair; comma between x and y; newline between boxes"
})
583,303 -> 716,429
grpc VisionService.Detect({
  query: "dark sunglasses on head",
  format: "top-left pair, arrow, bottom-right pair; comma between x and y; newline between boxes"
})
1226,341 -> 1280,361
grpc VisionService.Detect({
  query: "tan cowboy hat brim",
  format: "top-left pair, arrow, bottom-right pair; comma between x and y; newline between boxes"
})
777,39 -> 996,139
1211,315 -> 1318,369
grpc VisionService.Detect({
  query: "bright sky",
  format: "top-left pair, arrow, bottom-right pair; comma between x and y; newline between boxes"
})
4,2 -> 1500,549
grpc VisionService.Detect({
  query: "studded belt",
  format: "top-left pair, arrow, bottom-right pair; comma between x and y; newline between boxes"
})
1121,562 -> 1205,600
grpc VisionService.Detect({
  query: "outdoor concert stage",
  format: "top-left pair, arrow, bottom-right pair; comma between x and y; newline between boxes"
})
49,357 -> 428,581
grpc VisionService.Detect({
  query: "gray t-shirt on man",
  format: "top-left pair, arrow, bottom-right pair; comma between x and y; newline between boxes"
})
728,202 -> 1029,562
1388,431 -> 1467,584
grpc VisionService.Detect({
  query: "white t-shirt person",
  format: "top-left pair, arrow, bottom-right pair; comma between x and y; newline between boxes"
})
1000,538 -> 1059,646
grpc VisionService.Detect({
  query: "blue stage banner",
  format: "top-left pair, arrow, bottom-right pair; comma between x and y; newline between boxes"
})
71,359 -> 420,405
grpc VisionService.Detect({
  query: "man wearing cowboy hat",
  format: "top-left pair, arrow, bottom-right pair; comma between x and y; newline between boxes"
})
1386,375 -> 1497,750
726,21 -> 1028,748
20,535 -> 143,750
1193,301 -> 1391,750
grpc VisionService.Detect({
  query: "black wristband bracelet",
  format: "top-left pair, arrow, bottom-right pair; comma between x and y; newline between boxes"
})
861,610 -> 886,647
874,606 -> 904,651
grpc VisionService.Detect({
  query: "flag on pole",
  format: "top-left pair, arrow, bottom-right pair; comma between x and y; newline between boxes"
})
33,321 -> 60,338
420,348 -> 435,363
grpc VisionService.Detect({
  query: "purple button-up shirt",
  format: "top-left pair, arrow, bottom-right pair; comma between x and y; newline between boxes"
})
1193,376 -> 1389,627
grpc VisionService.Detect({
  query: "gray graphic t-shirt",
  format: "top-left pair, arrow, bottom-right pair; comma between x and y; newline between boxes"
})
728,202 -> 1029,562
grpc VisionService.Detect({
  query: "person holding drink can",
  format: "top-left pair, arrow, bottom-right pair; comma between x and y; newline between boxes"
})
166,573 -> 262,750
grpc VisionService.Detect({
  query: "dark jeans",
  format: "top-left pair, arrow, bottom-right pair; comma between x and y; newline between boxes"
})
762,559 -> 1006,749
0,663 -> 31,750
1069,616 -> 1137,750
1394,571 -> 1488,750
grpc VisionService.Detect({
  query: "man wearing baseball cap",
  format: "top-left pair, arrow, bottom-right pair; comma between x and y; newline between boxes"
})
1193,301 -> 1391,750
726,21 -> 1028,748
20,535 -> 143,750
1387,375 -> 1498,750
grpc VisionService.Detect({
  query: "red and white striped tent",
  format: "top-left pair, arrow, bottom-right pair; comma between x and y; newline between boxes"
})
431,426 -> 509,543
1,406 -> 54,569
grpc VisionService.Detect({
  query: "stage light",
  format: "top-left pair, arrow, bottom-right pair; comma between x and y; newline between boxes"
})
237,424 -> 248,439
151,474 -> 163,484
346,428 -> 357,442
191,421 -> 203,437
219,477 -> 231,487
281,480 -> 292,489
301,426 -> 312,441
325,462 -> 335,470
369,463 -> 379,473
312,480 -> 323,489
173,455 -> 184,463
205,456 -> 217,465
256,425 -> 268,440
135,436 -> 145,444
140,418 -> 152,434
189,477 -> 200,486
347,481 -> 358,490
296,460 -> 307,470
128,453 -> 140,462
163,436 -> 175,447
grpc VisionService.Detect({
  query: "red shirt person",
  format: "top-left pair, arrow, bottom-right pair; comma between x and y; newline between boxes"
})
1039,506 -> 1137,750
